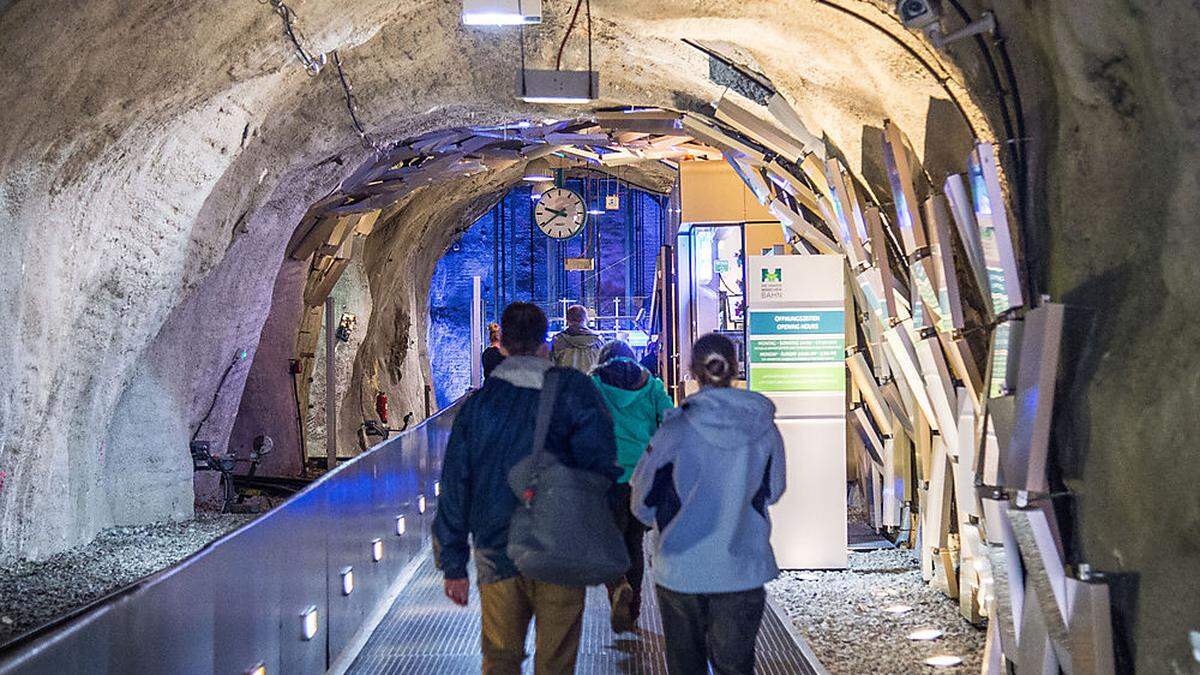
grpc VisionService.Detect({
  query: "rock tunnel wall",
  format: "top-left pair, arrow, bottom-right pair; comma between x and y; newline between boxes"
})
971,2 -> 1200,671
5,0 -> 1196,670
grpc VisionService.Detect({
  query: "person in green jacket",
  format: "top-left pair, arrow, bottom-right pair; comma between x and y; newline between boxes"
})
590,340 -> 674,633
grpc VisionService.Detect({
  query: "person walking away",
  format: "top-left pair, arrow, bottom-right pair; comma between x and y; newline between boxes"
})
590,340 -> 674,633
433,302 -> 621,675
482,322 -> 505,378
551,304 -> 603,373
630,332 -> 786,675
639,334 -> 661,377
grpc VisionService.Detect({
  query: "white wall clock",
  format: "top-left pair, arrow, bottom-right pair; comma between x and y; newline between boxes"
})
534,187 -> 587,239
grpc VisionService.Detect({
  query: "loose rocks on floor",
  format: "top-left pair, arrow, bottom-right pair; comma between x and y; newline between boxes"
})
768,548 -> 985,674
0,513 -> 253,645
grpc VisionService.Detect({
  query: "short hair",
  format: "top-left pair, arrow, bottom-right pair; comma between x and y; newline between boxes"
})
565,304 -> 588,325
690,333 -> 737,387
487,322 -> 501,343
598,340 -> 636,364
501,303 -> 548,355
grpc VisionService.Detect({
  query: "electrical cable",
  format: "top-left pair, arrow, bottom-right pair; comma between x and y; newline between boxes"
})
332,50 -> 381,152
555,0 -> 586,70
191,352 -> 244,444
290,366 -> 308,477
260,0 -> 325,75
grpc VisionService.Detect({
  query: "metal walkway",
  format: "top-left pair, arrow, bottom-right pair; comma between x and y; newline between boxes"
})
347,552 -> 822,674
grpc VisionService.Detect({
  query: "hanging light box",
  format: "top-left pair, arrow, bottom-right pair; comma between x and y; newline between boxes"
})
462,0 -> 542,26
517,69 -> 599,104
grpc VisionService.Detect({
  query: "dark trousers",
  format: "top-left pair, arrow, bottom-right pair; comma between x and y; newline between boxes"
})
610,483 -> 647,594
655,585 -> 766,675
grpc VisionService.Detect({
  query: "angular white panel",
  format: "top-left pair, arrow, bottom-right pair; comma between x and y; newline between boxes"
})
883,320 -> 939,429
881,120 -> 928,255
914,332 -> 960,450
1006,304 -> 1064,494
846,350 -> 894,436
967,141 -> 1024,314
1065,577 -> 1116,675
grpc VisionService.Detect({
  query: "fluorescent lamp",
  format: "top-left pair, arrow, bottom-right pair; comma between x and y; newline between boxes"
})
341,567 -> 354,596
517,69 -> 598,104
396,515 -> 406,536
301,606 -> 319,640
462,0 -> 542,25
372,538 -> 384,562
523,158 -> 553,182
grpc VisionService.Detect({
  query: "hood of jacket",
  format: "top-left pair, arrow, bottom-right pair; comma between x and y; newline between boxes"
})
490,355 -> 552,390
553,326 -> 602,349
676,386 -> 776,447
592,357 -> 649,395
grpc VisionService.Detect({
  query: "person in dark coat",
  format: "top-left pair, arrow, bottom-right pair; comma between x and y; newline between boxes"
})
482,322 -> 505,378
591,340 -> 673,633
434,302 -> 620,675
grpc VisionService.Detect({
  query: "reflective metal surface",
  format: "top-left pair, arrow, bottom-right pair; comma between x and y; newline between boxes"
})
0,402 -> 461,675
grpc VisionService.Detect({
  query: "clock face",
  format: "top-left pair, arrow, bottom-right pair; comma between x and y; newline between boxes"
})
534,188 -> 587,239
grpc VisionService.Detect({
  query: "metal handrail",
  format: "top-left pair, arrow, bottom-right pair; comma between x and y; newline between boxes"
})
0,397 -> 466,674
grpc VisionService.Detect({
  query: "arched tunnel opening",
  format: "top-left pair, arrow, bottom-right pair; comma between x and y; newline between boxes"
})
1,1 -> 1198,673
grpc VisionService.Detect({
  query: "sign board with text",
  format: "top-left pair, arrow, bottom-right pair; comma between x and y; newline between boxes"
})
747,254 -> 848,569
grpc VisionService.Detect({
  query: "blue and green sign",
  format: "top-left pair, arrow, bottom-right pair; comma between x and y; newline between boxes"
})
748,310 -> 845,393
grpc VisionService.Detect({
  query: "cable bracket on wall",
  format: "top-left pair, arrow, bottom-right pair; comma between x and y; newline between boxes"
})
258,0 -> 383,153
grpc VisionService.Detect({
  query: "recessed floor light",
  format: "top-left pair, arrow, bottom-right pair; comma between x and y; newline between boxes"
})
883,604 -> 913,615
924,655 -> 962,667
907,628 -> 944,641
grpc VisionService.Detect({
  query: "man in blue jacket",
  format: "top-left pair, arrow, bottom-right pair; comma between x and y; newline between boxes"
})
433,302 -> 620,675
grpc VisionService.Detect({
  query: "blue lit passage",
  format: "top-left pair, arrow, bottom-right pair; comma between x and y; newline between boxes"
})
428,178 -> 667,406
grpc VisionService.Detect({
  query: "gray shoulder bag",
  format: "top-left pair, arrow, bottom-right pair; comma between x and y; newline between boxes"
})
506,369 -> 631,586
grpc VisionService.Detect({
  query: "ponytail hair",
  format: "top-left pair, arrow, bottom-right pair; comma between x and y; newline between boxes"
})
691,333 -> 738,387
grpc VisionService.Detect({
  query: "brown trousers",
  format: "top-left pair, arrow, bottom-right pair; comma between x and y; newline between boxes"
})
479,574 -> 586,674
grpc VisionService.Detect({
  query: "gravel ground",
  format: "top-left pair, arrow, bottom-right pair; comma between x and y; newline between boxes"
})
768,547 -> 985,674
0,513 -> 253,644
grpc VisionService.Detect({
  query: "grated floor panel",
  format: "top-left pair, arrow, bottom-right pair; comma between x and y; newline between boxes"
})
347,551 -> 821,674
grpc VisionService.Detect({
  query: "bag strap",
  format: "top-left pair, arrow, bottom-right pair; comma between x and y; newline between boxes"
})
528,368 -> 562,489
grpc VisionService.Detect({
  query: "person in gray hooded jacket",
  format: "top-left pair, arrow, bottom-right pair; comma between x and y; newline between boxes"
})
550,304 -> 603,373
630,332 -> 786,675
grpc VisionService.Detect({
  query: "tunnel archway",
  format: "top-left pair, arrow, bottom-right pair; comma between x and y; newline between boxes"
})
2,0 -> 1199,671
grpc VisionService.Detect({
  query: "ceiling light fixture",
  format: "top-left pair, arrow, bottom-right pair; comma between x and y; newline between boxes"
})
523,158 -> 554,182
462,0 -> 542,26
517,69 -> 598,104
516,0 -> 598,104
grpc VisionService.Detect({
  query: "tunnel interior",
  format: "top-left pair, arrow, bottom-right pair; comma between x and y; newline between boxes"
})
2,0 -> 1200,672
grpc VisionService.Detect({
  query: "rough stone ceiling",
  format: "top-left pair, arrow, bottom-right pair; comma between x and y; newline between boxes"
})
0,0 -> 988,558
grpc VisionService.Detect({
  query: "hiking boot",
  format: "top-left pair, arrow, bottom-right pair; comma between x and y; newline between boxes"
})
610,580 -> 636,633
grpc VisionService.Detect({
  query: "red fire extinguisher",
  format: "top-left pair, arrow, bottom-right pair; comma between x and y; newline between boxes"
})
375,391 -> 389,425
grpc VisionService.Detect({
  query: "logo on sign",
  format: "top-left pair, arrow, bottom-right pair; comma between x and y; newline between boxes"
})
762,268 -> 782,282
